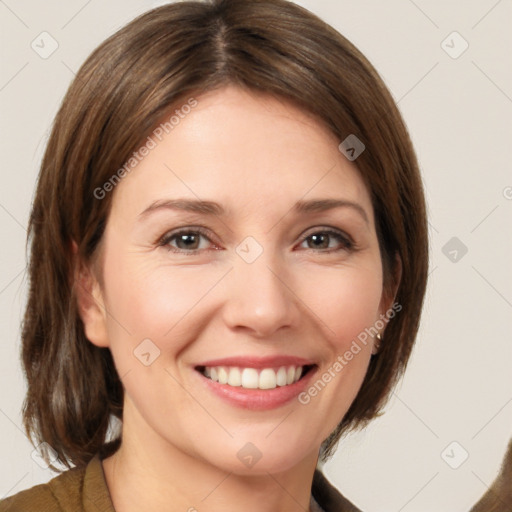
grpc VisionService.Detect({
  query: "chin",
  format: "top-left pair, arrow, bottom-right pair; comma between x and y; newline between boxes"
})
199,434 -> 319,476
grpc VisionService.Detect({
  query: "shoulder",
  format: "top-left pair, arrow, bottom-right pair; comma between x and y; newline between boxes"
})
313,467 -> 363,512
0,462 -> 87,512
470,438 -> 512,512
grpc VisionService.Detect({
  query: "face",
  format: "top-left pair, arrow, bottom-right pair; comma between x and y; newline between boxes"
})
80,85 -> 393,475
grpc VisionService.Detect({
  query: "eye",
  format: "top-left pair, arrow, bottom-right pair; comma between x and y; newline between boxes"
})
158,227 -> 217,254
157,226 -> 355,256
298,228 -> 354,253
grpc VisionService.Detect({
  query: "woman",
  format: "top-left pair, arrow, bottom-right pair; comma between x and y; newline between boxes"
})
0,0 -> 428,510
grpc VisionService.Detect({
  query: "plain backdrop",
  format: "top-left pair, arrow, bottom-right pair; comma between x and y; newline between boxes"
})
1,1 -> 511,511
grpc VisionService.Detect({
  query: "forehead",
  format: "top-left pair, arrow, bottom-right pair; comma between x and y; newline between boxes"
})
109,85 -> 373,224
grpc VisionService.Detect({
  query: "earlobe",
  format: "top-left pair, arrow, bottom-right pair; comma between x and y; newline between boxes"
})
371,333 -> 382,355
71,240 -> 110,348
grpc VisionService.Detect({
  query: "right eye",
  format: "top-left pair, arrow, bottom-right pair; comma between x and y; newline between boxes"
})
158,227 -> 219,255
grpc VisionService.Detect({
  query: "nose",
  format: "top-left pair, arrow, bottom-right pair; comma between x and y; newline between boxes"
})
220,249 -> 300,338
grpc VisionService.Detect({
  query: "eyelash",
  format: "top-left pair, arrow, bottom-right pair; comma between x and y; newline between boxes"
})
157,226 -> 356,256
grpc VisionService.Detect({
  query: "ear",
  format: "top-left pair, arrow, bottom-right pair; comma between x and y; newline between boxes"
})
71,240 -> 110,348
373,252 -> 402,355
380,252 -> 402,313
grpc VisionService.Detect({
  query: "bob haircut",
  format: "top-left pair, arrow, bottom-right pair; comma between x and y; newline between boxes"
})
21,0 -> 428,470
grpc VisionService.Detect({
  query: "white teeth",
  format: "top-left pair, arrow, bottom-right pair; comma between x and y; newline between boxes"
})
241,368 -> 259,389
201,365 -> 306,389
287,366 -> 295,385
258,369 -> 277,389
276,367 -> 288,386
218,367 -> 229,385
227,367 -> 242,387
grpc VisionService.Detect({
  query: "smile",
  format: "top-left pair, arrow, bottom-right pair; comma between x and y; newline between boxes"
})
196,364 -> 315,390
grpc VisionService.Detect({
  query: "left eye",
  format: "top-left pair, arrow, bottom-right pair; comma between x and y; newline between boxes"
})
298,230 -> 353,252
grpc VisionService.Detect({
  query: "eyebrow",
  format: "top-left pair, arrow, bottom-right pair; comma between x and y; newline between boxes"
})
138,198 -> 369,224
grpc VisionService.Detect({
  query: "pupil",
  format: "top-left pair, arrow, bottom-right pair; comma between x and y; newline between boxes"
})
310,233 -> 327,248
179,234 -> 197,249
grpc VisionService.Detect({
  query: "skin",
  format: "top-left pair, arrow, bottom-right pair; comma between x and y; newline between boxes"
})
76,85 -> 399,512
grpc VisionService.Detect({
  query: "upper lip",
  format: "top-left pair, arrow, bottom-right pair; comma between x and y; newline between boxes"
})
194,355 -> 316,369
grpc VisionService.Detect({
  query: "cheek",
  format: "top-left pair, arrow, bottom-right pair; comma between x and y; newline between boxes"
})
100,247 -> 225,360
114,267 -> 216,335
98,257 -> 221,423
297,262 -> 384,348
293,264 -> 383,418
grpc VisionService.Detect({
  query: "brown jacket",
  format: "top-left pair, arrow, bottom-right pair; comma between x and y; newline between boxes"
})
469,438 -> 512,512
0,454 -> 362,512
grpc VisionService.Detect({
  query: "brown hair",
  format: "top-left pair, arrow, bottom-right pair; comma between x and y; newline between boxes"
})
21,0 -> 428,470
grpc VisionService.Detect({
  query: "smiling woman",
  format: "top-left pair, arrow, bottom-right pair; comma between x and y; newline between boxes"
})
0,1 -> 429,511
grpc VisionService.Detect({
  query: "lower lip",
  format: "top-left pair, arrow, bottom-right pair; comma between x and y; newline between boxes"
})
194,366 -> 318,411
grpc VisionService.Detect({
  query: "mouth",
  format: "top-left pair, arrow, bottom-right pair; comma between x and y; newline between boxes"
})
194,364 -> 316,390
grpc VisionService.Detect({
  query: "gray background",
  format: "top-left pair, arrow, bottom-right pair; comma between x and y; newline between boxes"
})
1,1 -> 511,510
